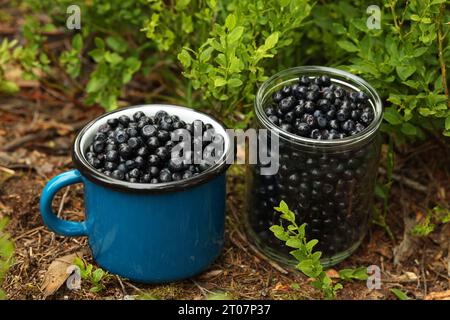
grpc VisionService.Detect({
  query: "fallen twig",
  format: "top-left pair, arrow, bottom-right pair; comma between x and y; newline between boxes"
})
378,167 -> 428,194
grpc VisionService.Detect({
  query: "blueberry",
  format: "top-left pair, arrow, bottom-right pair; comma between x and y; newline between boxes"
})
155,146 -> 169,161
299,75 -> 310,85
159,170 -> 172,182
98,123 -> 111,134
318,99 -> 330,112
336,109 -> 349,121
279,96 -> 296,113
317,116 -> 328,128
141,125 -> 157,138
147,154 -> 160,167
293,85 -> 308,99
294,104 -> 306,117
125,160 -> 137,170
94,132 -> 107,142
329,119 -> 339,130
149,166 -> 160,177
303,114 -> 317,127
310,129 -> 321,139
93,140 -> 105,153
133,111 -> 145,121
159,119 -> 173,131
168,158 -> 183,172
268,115 -> 279,125
172,172 -> 182,181
283,111 -> 295,124
296,123 -> 310,136
111,170 -> 125,180
115,130 -> 129,144
118,115 -> 131,126
360,111 -> 373,125
280,123 -> 294,133
135,156 -> 145,168
127,137 -> 141,149
105,150 -> 119,162
304,101 -> 315,113
265,106 -> 277,116
118,143 -> 132,158
319,75 -> 331,86
272,91 -> 284,103
147,136 -> 160,150
326,109 -> 336,120
107,118 -> 119,128
281,85 -> 291,96
355,122 -> 365,133
129,168 -> 141,179
341,119 -> 355,132
306,90 -> 319,101
155,110 -> 168,120
126,127 -> 139,137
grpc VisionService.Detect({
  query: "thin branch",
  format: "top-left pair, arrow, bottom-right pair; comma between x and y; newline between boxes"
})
436,4 -> 449,108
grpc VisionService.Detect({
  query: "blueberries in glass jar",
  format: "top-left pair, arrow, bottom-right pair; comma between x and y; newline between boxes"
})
266,76 -> 374,140
248,75 -> 379,262
86,110 -> 225,184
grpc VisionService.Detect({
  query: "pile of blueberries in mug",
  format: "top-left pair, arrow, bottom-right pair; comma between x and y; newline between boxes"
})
249,75 -> 380,258
85,110 -> 224,183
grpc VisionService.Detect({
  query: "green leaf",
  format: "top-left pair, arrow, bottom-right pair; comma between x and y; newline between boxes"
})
401,123 -> 417,136
199,47 -> 214,62
214,77 -> 227,87
390,288 -> 411,300
227,26 -> 244,44
286,238 -> 302,248
297,259 -> 317,278
90,285 -> 103,293
396,65 -> 416,81
410,14 -> 421,22
375,184 -> 388,199
336,40 -> 359,52
306,239 -> 318,252
104,52 -> 123,65
339,267 -> 368,281
225,14 -> 236,30
72,34 -> 83,51
264,32 -> 279,50
88,48 -> 104,62
227,78 -> 242,88
445,116 -> 450,131
384,108 -> 403,125
86,76 -> 108,93
178,49 -> 191,68
0,80 -> 19,94
269,225 -> 289,241
94,37 -> 105,50
92,268 -> 105,283
106,36 -> 127,53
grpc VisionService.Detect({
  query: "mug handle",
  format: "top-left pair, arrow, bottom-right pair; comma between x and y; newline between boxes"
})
40,169 -> 88,237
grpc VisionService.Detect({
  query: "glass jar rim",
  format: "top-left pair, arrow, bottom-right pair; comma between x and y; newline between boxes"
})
255,66 -> 383,149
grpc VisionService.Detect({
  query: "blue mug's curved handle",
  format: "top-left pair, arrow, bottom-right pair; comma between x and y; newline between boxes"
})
40,169 -> 88,237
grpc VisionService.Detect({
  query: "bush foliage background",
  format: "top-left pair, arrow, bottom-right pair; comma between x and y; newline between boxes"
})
0,0 -> 448,137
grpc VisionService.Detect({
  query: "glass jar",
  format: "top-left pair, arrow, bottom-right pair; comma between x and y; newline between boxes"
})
245,66 -> 383,267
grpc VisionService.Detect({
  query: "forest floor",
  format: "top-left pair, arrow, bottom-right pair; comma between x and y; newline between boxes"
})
0,91 -> 449,300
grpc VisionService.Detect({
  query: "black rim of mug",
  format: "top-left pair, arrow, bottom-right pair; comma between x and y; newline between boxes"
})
72,104 -> 233,194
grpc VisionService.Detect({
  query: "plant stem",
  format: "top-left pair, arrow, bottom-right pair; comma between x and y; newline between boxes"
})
436,4 -> 449,109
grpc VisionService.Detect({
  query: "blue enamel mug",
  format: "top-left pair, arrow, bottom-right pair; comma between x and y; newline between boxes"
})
40,104 -> 232,283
